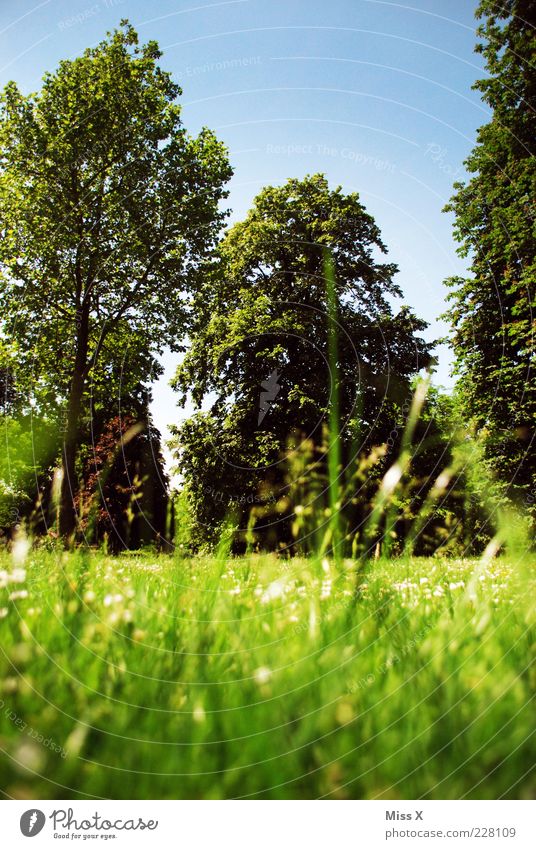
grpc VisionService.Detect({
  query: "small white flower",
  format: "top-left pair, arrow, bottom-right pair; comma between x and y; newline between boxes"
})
9,590 -> 28,601
0,608 -> 8,618
104,593 -> 123,607
261,580 -> 286,604
11,536 -> 30,568
254,666 -> 272,685
320,580 -> 332,600
10,568 -> 27,583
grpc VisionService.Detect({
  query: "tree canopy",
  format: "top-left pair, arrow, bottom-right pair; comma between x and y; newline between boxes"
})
444,0 -> 535,520
171,174 -> 433,548
0,22 -> 232,536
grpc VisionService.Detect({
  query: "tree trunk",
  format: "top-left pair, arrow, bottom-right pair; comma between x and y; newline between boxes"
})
59,302 -> 90,540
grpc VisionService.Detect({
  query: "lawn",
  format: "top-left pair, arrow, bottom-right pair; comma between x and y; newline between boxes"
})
0,548 -> 534,799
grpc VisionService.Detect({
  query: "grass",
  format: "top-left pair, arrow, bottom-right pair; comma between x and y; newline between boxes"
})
0,547 -> 534,799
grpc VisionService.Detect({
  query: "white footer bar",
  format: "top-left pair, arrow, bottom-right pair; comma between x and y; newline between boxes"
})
1,800 -> 534,848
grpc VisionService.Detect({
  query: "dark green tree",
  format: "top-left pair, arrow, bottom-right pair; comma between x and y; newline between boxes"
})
444,0 -> 535,520
75,397 -> 169,552
0,22 -> 232,538
171,175 -> 432,548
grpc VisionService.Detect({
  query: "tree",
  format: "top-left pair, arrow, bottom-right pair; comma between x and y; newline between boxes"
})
444,0 -> 535,521
0,22 -> 232,538
171,175 -> 433,548
75,400 -> 169,552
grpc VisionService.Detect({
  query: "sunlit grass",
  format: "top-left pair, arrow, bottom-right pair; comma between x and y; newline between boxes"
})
0,547 -> 534,799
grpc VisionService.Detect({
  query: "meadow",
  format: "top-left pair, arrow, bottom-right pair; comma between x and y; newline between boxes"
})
0,546 -> 534,800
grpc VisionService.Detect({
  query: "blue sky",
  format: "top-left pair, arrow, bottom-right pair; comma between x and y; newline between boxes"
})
0,0 -> 488,461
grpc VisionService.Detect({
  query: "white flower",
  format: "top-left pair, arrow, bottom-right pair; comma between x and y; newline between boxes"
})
261,580 -> 286,604
320,580 -> 332,600
9,590 -> 28,601
10,568 -> 26,583
393,580 -> 417,592
254,666 -> 272,685
0,608 -> 8,619
11,536 -> 30,568
103,593 -> 123,607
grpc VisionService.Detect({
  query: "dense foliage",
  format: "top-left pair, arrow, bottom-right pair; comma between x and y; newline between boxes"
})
0,6 -> 533,556
75,407 -> 169,552
444,0 -> 536,524
171,175 -> 433,549
0,22 -> 231,538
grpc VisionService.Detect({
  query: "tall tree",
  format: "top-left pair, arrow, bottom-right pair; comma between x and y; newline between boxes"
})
0,22 -> 232,538
444,0 -> 535,519
171,175 -> 432,548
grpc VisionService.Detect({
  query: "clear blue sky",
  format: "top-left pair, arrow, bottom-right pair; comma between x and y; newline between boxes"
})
0,0 -> 487,462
